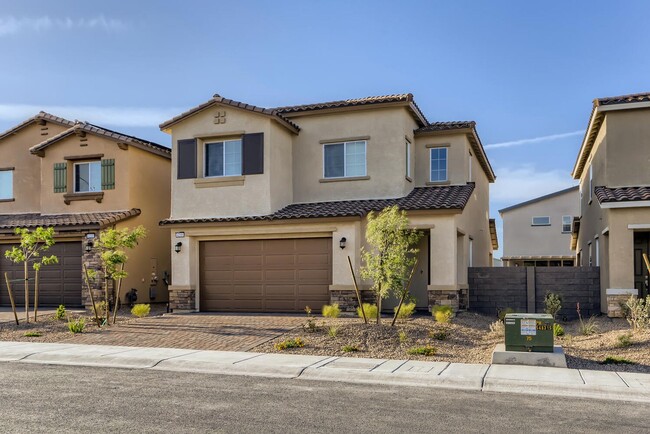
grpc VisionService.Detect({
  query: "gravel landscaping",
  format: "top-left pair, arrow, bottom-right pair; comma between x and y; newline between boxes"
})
255,311 -> 650,373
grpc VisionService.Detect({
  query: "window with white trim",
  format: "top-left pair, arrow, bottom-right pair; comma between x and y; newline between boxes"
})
405,140 -> 411,178
323,140 -> 366,178
429,147 -> 448,182
205,139 -> 242,177
532,216 -> 551,226
74,161 -> 102,192
595,237 -> 600,266
0,169 -> 13,200
562,215 -> 572,233
468,151 -> 472,182
589,164 -> 593,202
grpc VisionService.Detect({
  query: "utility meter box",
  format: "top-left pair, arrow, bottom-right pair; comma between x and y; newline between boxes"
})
504,313 -> 554,353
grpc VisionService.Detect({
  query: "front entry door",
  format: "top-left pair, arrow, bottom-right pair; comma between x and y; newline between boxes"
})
633,232 -> 650,298
381,232 -> 429,311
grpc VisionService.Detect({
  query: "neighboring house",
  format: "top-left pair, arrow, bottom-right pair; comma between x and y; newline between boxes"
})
499,186 -> 579,267
0,112 -> 171,308
572,91 -> 650,316
160,93 -> 497,313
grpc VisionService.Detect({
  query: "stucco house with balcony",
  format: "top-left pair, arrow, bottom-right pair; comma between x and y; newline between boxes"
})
572,92 -> 650,316
499,186 -> 579,267
0,112 -> 171,308
160,93 -> 497,313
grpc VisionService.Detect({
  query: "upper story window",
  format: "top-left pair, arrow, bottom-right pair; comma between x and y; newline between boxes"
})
588,164 -> 593,202
74,161 -> 102,193
0,169 -> 13,200
562,215 -> 572,233
532,216 -> 551,226
323,140 -> 366,178
429,147 -> 448,182
468,151 -> 473,182
205,139 -> 242,177
405,140 -> 412,179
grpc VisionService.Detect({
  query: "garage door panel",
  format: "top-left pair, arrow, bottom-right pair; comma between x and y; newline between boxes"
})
200,238 -> 332,312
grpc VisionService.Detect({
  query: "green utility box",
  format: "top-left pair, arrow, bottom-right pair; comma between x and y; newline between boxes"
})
504,313 -> 554,353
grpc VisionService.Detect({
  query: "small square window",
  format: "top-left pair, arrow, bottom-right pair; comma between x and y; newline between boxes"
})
532,216 -> 551,226
74,162 -> 102,193
205,139 -> 242,177
0,170 -> 13,200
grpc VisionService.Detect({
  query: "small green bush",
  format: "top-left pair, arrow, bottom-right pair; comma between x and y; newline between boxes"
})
623,295 -> 650,332
498,307 -> 514,321
407,345 -> 436,356
131,303 -> 151,318
322,303 -> 341,318
54,305 -> 66,320
356,303 -> 378,320
601,356 -> 636,365
327,326 -> 338,338
394,302 -> 416,320
579,316 -> 598,336
430,329 -> 448,341
342,345 -> 359,353
489,320 -> 505,337
303,306 -> 318,332
67,318 -> 86,334
617,332 -> 633,348
544,293 -> 562,319
432,305 -> 453,323
23,331 -> 42,337
274,337 -> 305,351
553,323 -> 565,337
398,330 -> 408,343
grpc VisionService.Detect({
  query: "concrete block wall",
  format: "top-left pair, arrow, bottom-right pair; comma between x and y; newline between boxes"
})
468,267 -> 528,316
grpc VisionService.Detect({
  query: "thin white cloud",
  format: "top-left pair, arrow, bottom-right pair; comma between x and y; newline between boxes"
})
0,15 -> 125,36
0,104 -> 182,128
485,130 -> 584,150
491,165 -> 577,204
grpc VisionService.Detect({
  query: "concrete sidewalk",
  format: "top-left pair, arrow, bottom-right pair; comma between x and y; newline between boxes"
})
1,341 -> 648,403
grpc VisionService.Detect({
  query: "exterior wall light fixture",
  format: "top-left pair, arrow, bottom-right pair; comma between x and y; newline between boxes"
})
339,237 -> 347,249
175,242 -> 182,253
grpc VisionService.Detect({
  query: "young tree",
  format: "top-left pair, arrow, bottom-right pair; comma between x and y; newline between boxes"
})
4,227 -> 58,323
360,206 -> 422,324
86,226 -> 146,325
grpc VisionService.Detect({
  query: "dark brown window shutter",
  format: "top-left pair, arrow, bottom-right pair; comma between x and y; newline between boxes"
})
177,139 -> 197,179
242,133 -> 264,175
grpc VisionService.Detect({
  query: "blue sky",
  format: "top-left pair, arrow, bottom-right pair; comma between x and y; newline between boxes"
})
1,1 -> 649,256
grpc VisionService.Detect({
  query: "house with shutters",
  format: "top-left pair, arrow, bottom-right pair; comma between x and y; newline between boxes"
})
0,112 -> 171,308
160,93 -> 498,313
571,91 -> 650,317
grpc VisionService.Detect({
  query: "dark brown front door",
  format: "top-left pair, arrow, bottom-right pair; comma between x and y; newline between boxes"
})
199,238 -> 332,312
633,232 -> 650,298
0,242 -> 83,307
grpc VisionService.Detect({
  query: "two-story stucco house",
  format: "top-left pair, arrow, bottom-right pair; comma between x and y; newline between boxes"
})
572,92 -> 650,316
160,93 -> 497,313
0,112 -> 171,308
500,186 -> 579,267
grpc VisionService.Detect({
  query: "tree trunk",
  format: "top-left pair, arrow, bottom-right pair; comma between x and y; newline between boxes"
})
82,264 -> 102,327
103,266 -> 109,325
112,264 -> 125,325
34,270 -> 39,322
390,259 -> 419,327
24,262 -> 29,324
4,272 -> 19,325
376,284 -> 381,325
347,256 -> 367,324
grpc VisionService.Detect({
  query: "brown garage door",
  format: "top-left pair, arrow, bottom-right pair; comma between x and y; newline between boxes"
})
0,242 -> 83,307
200,238 -> 332,312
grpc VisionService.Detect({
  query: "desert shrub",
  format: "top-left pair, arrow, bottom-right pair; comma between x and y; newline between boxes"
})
617,332 -> 633,348
342,345 -> 359,353
322,304 -> 341,318
398,330 -> 408,343
131,303 -> 151,318
394,302 -> 416,320
601,356 -> 636,365
623,295 -> 650,333
304,306 -> 318,332
544,293 -> 562,319
407,345 -> 436,356
67,317 -> 86,334
489,320 -> 505,337
497,307 -> 514,321
576,302 -> 598,336
94,301 -> 107,315
553,323 -> 565,337
54,305 -> 66,320
356,303 -> 378,320
327,326 -> 338,338
274,337 -> 305,351
433,305 -> 453,323
23,331 -> 42,337
430,329 -> 448,341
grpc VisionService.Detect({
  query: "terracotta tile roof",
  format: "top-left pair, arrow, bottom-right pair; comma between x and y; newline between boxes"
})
0,209 -> 141,231
594,186 -> 650,203
160,184 -> 474,225
596,92 -> 650,106
30,122 -> 170,159
0,111 -> 75,141
415,121 -> 476,132
159,95 -> 300,133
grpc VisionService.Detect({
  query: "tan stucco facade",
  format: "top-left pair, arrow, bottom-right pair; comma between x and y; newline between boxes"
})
163,96 -> 496,312
574,103 -> 650,313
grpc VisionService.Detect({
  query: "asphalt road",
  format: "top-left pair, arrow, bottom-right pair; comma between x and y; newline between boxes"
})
0,363 -> 644,433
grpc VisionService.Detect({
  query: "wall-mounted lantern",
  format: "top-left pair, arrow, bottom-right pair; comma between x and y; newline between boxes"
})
339,237 -> 347,250
175,242 -> 182,253
85,240 -> 94,253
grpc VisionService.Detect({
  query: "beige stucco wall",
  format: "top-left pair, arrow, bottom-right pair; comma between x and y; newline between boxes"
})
0,122 -> 70,213
413,132 -> 470,187
501,188 -> 579,259
605,109 -> 650,187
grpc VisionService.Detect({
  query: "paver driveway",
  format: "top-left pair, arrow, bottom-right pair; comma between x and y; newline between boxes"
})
61,313 -> 306,351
